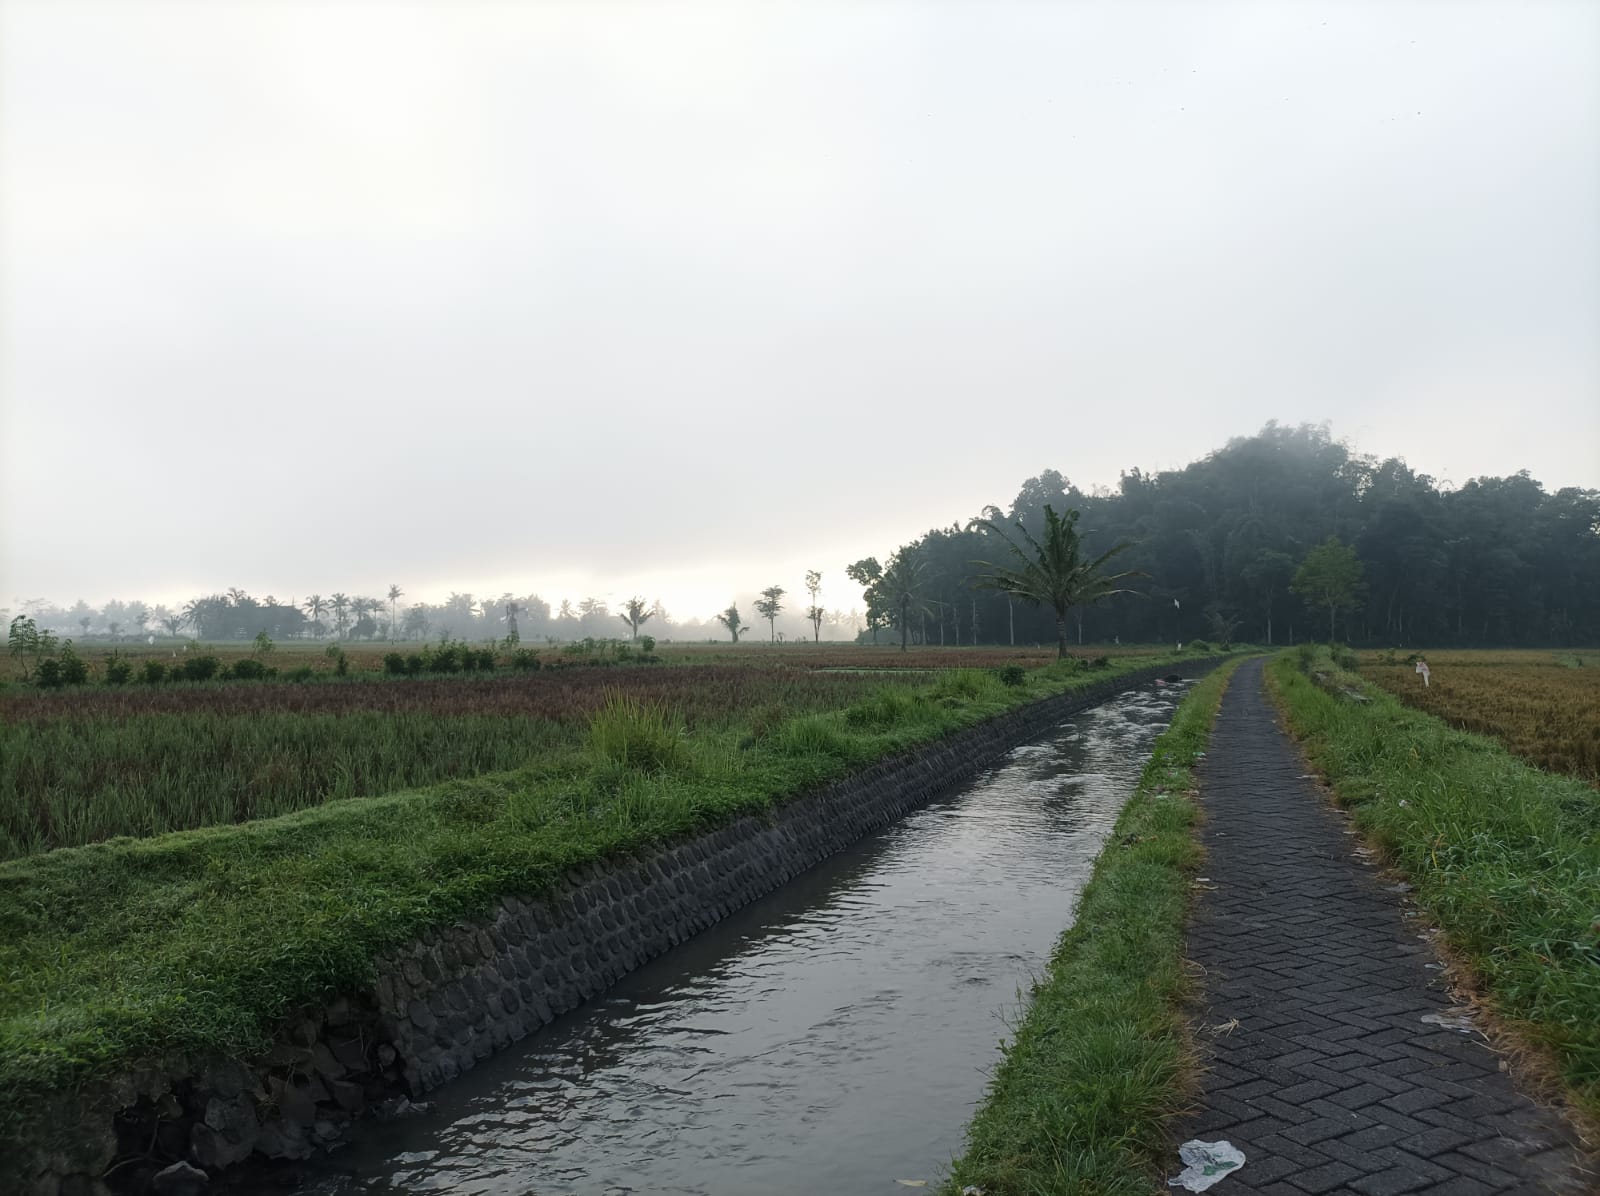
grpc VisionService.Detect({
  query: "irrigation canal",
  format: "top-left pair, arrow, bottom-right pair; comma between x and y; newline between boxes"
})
275,679 -> 1191,1196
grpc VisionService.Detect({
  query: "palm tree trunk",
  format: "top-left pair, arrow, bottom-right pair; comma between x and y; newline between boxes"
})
1055,614 -> 1069,659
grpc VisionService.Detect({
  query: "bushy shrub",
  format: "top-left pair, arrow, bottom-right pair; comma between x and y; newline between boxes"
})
102,654 -> 133,686
997,664 -> 1027,687
1186,639 -> 1215,654
286,665 -> 316,682
139,660 -> 168,685
639,635 -> 656,654
475,648 -> 498,671
35,659 -> 64,689
511,648 -> 542,671
176,653 -> 222,682
383,653 -> 407,676
405,653 -> 426,676
225,658 -> 272,681
1091,655 -> 1111,670
59,645 -> 90,686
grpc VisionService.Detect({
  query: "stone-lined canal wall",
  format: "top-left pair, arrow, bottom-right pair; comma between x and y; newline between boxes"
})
30,661 -> 1219,1196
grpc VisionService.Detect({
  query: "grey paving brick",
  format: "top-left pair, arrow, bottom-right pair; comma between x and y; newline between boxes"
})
1172,661 -> 1590,1193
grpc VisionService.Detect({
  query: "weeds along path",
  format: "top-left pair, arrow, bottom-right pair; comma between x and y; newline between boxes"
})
1178,659 -> 1591,1194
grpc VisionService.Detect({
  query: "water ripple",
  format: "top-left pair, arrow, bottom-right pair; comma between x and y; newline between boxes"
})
282,682 -> 1189,1196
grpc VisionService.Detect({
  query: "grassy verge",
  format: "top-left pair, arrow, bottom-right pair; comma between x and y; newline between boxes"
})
943,656 -> 1247,1196
1268,648 -> 1600,1123
0,652 -> 1211,1168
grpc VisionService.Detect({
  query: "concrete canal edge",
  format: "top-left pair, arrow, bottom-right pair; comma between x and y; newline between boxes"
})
26,659 -> 1225,1196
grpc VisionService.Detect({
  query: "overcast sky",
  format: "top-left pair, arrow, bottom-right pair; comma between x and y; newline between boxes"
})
3,0 -> 1597,618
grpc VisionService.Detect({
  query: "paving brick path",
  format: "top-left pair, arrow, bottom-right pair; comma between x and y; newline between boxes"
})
1177,659 -> 1593,1195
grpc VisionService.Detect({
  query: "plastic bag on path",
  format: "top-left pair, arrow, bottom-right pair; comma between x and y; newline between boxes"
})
1167,1139 -> 1245,1191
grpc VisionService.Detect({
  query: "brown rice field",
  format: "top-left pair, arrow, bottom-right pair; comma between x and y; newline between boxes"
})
1360,649 -> 1600,784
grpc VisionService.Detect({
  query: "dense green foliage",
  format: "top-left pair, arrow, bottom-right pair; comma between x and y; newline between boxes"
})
945,658 -> 1244,1195
0,651 -> 1204,1166
867,423 -> 1600,648
1270,650 -> 1600,1120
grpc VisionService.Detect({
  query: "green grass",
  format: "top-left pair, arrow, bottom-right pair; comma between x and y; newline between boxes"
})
1269,648 -> 1600,1123
0,652 -> 1203,1172
943,657 -> 1247,1196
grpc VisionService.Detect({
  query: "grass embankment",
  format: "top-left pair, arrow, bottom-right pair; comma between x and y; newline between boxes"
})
0,652 -> 1201,1167
944,656 -> 1247,1196
1270,648 -> 1600,1123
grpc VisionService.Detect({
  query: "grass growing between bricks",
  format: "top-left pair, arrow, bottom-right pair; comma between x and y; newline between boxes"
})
943,656 -> 1247,1196
1268,648 -> 1600,1124
0,652 -> 1210,1171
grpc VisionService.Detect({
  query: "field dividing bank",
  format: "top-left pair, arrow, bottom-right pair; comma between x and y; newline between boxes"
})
1359,648 -> 1600,784
1271,648 -> 1600,1124
0,651 -> 1214,1171
943,656 -> 1249,1196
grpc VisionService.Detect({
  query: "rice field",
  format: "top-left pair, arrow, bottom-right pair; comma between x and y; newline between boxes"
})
1359,649 -> 1600,784
3,651 -> 1160,860
0,663 -> 943,859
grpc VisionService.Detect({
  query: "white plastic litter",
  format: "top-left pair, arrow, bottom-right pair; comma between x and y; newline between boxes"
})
1168,1140 -> 1246,1191
1421,1010 -> 1476,1033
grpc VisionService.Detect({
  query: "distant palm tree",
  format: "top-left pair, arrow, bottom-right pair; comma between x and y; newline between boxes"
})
330,593 -> 351,639
618,596 -> 653,640
387,584 -> 404,641
716,604 -> 746,643
879,552 -> 932,652
303,594 -> 327,638
350,596 -> 381,639
972,504 -> 1142,659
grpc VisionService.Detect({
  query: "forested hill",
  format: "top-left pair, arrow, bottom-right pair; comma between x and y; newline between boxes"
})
861,424 -> 1600,648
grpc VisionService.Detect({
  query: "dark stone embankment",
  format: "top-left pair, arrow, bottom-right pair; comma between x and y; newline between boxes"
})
25,659 -> 1222,1196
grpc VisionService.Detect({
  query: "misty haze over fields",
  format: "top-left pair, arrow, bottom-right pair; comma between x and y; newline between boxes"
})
2,2 -> 1596,622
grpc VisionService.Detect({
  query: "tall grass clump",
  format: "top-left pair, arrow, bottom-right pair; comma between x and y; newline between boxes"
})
587,692 -> 687,773
1271,649 -> 1600,1121
843,686 -> 926,732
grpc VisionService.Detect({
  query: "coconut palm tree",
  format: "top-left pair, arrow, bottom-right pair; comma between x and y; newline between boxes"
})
387,584 -> 404,640
330,593 -> 351,639
618,596 -> 653,640
303,594 -> 327,638
878,551 -> 933,652
972,504 -> 1142,659
715,603 -> 745,643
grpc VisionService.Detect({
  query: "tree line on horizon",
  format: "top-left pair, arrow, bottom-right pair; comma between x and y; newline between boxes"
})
849,422 -> 1600,650
10,424 -> 1598,653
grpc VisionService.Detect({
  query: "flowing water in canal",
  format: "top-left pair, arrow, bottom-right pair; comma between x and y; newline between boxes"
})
288,680 -> 1190,1196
